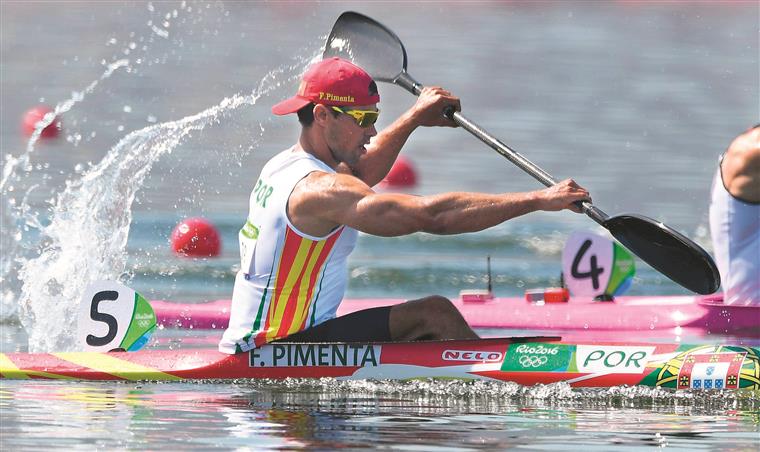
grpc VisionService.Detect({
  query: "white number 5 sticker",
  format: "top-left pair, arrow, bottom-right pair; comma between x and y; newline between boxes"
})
77,281 -> 156,352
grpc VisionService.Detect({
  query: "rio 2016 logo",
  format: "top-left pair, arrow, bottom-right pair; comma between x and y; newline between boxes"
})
514,344 -> 559,355
518,355 -> 549,367
502,343 -> 573,372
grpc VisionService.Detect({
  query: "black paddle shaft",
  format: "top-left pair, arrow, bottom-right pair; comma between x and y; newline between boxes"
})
324,11 -> 720,295
395,71 -> 608,225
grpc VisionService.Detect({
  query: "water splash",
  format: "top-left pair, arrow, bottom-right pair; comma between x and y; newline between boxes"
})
0,60 -> 130,324
191,378 -> 759,413
1,0 -> 207,324
16,53 -> 317,352
1,1 -> 324,350
1,61 -> 130,191
0,2 -> 321,351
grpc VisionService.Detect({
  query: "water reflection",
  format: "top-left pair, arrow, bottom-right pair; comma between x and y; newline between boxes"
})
1,380 -> 757,449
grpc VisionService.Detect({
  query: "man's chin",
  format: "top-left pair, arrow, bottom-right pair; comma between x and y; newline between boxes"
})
334,162 -> 354,174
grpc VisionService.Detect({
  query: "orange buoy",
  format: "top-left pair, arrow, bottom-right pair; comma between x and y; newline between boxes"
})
380,156 -> 417,187
171,217 -> 221,257
21,105 -> 61,138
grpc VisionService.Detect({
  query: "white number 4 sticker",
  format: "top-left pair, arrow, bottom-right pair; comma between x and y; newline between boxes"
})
562,231 -> 635,298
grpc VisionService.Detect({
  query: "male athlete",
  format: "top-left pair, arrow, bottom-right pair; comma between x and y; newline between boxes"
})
709,124 -> 759,305
219,57 -> 591,353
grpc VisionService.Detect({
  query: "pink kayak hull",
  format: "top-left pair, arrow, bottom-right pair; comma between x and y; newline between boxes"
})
152,294 -> 760,336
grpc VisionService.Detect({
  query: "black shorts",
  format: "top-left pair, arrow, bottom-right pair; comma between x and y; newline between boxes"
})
274,306 -> 392,343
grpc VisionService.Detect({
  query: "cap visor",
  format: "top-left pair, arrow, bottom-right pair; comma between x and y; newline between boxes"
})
271,96 -> 311,115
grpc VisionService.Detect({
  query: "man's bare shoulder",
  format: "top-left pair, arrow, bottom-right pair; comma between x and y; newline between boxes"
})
289,171 -> 373,221
286,170 -> 378,237
296,171 -> 373,197
722,127 -> 760,202
729,127 -> 759,155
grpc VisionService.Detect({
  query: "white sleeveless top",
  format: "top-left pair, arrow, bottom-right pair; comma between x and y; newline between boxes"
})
219,147 -> 358,353
708,158 -> 760,306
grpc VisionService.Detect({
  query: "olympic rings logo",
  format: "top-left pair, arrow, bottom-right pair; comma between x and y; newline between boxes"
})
519,355 -> 548,367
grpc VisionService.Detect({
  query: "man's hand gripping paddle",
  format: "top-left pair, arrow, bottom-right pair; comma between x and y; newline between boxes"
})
323,11 -> 720,295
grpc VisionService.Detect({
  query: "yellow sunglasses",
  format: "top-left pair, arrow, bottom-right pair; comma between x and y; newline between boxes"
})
331,106 -> 380,128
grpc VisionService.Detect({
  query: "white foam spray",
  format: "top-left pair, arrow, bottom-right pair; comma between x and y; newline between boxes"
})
1,1 -> 323,351
16,55 -> 316,352
1,60 -> 130,324
1,0 -> 199,325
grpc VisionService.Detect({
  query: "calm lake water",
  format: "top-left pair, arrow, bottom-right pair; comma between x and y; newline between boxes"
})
1,1 -> 758,450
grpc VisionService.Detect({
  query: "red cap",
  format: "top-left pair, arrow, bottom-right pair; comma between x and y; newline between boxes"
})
272,57 -> 380,115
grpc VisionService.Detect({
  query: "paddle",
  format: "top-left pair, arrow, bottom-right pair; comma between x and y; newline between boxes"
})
323,11 -> 720,295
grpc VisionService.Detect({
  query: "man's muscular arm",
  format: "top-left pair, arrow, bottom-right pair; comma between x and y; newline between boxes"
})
347,87 -> 460,186
288,172 -> 591,238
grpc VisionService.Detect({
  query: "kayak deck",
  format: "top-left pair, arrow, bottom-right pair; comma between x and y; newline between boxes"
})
151,294 -> 760,335
3,337 -> 758,390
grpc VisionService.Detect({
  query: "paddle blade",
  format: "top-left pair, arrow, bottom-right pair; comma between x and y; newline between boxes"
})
323,11 -> 407,83
603,214 -> 720,295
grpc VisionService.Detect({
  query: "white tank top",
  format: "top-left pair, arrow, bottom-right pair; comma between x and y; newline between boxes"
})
219,147 -> 358,353
708,157 -> 760,306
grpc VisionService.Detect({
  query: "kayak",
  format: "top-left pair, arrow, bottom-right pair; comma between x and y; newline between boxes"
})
151,293 -> 760,335
2,337 -> 758,390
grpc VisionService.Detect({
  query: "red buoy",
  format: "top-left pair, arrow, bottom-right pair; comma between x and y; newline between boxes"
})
171,217 -> 221,257
21,105 -> 61,138
380,156 -> 417,187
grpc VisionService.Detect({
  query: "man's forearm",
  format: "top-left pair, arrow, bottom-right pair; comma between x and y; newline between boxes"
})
354,110 -> 419,186
421,191 -> 545,235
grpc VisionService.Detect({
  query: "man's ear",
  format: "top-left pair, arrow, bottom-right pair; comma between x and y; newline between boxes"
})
312,104 -> 331,126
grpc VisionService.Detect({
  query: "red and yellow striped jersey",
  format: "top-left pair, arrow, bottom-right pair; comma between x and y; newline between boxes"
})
220,148 -> 357,354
